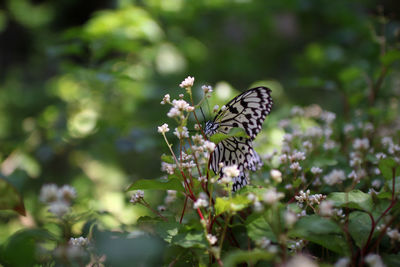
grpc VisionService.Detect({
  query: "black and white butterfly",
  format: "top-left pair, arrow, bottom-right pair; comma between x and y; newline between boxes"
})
204,87 -> 273,191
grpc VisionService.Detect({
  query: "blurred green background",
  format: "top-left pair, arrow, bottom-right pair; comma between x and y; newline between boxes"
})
0,0 -> 399,241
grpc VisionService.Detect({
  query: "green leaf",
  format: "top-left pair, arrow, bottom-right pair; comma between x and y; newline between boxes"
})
127,177 -> 184,192
223,249 -> 274,267
387,176 -> 400,194
210,127 -> 249,144
379,157 -> 400,181
327,190 -> 373,212
155,221 -> 181,243
382,253 -> 400,267
0,176 -> 26,216
171,229 -> 207,248
381,50 -> 400,65
161,154 -> 174,164
245,213 -> 277,242
348,211 -> 373,248
215,195 -> 252,215
1,229 -> 56,266
289,215 -> 348,254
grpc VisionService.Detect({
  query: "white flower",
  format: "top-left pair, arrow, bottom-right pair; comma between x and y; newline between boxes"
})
48,201 -> 70,218
253,201 -> 263,212
302,141 -> 313,150
305,126 -> 323,138
202,85 -> 213,94
381,137 -> 393,147
289,151 -> 306,161
321,111 -> 336,124
222,165 -> 240,178
290,162 -> 302,171
172,99 -> 190,111
179,76 -> 195,88
284,210 -> 297,227
311,167 -> 323,175
40,184 -> 59,203
207,234 -> 218,245
130,190 -> 144,204
353,138 -> 370,150
262,188 -> 284,204
364,254 -> 385,267
165,190 -> 177,204
167,107 -> 181,118
158,205 -> 166,212
157,123 -> 170,134
160,94 -> 170,104
334,258 -> 350,267
194,124 -> 201,131
161,162 -> 176,175
343,124 -> 355,134
323,140 -> 336,150
203,140 -> 216,152
286,255 -> 318,267
279,154 -> 288,164
58,185 -> 77,203
319,200 -> 334,216
193,198 -> 208,209
173,127 -> 189,139
258,237 -> 271,249
213,105 -> 219,113
323,169 -> 346,185
291,106 -> 304,116
69,237 -> 89,247
270,169 -> 282,183
372,179 -> 382,189
375,152 -> 386,160
386,228 -> 400,241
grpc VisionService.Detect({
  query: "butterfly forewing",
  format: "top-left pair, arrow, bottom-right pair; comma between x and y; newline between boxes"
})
207,87 -> 273,191
213,87 -> 272,140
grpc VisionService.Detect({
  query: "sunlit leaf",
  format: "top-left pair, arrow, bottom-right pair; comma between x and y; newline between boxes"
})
210,128 -> 249,144
381,50 -> 400,66
327,190 -> 373,212
127,177 -> 184,192
215,195 -> 252,215
245,213 -> 277,242
223,249 -> 274,267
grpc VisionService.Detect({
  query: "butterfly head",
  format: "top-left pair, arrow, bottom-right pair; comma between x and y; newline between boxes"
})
204,121 -> 219,137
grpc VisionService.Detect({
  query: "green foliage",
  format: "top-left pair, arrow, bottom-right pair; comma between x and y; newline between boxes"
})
1,0 -> 400,266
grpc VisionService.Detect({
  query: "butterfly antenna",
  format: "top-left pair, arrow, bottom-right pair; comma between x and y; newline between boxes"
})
200,106 -> 207,122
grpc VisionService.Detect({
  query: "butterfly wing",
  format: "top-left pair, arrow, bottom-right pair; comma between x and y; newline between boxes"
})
212,137 -> 263,191
212,87 -> 273,140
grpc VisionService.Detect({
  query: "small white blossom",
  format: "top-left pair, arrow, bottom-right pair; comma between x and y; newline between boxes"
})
48,201 -> 70,218
165,190 -> 177,204
372,179 -> 382,189
302,141 -> 313,150
289,151 -> 306,162
290,162 -> 302,171
174,127 -> 189,139
386,228 -> 400,241
270,169 -> 282,183
202,85 -> 213,94
353,138 -> 370,150
321,111 -> 336,124
363,122 -> 374,132
194,123 -> 201,131
40,184 -> 59,203
130,190 -> 144,204
161,162 -> 176,175
375,152 -> 386,160
207,234 -> 218,245
291,106 -> 304,116
203,140 -> 216,152
279,154 -> 288,164
381,137 -> 393,147
257,237 -> 271,249
323,169 -> 346,185
69,237 -> 89,247
286,255 -> 318,267
364,254 -> 385,267
193,198 -> 208,209
160,94 -> 170,104
179,93 -> 184,99
319,200 -> 334,216
157,123 -> 170,134
334,258 -> 350,267
323,140 -> 336,150
247,193 -> 257,202
222,165 -> 240,178
343,124 -> 355,134
278,119 -> 291,128
59,185 -> 77,203
284,210 -> 297,227
311,167 -> 323,175
213,105 -> 219,113
179,76 -> 194,88
253,201 -> 264,212
157,205 -> 166,212
305,126 -> 323,138
262,188 -> 284,204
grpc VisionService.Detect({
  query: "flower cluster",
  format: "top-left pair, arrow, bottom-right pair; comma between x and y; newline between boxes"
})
40,184 -> 77,218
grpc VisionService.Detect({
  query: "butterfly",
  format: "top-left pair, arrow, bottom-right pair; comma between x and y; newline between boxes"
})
204,87 -> 273,191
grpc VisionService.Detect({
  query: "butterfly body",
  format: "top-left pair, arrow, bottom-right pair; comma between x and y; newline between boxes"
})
205,87 -> 273,191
